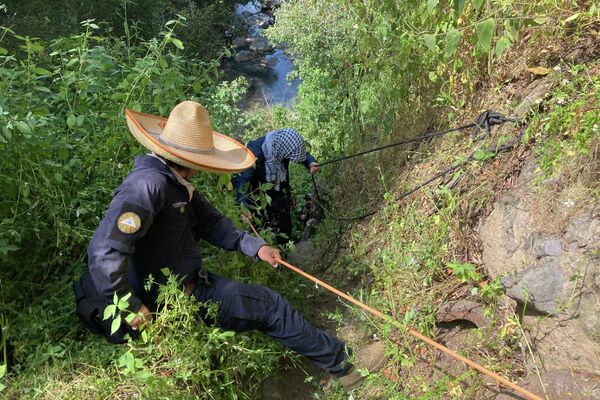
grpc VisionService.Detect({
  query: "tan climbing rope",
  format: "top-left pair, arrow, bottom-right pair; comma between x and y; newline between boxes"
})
244,218 -> 543,400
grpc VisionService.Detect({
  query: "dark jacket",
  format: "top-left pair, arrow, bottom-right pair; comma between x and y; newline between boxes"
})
231,136 -> 317,206
87,155 -> 266,312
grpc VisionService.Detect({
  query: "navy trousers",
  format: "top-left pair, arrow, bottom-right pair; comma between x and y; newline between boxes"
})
193,272 -> 351,376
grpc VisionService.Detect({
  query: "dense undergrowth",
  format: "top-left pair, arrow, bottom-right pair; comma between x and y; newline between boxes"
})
0,11 -> 303,400
1,0 -> 598,399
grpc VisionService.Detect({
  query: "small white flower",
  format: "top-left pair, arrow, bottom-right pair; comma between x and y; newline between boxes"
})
563,200 -> 574,207
593,124 -> 598,133
556,98 -> 565,105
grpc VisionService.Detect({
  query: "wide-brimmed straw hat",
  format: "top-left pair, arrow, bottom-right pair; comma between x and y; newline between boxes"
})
125,101 -> 255,173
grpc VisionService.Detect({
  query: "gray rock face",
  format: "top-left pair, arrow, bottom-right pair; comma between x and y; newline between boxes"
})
533,237 -> 562,257
479,165 -> 600,369
501,258 -> 564,314
478,77 -> 600,371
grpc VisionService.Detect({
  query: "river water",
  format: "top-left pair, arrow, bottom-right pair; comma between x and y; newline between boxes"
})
226,1 -> 299,108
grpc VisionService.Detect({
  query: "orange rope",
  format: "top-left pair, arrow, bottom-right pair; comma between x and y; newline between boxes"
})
275,258 -> 543,400
243,217 -> 543,400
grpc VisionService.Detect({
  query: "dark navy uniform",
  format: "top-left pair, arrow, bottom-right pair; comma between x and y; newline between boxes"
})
87,154 -> 350,376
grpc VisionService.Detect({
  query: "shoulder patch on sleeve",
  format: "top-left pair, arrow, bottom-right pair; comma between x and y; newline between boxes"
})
117,212 -> 142,234
109,202 -> 151,242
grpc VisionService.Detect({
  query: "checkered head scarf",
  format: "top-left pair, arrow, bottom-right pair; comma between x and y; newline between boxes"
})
262,128 -> 307,190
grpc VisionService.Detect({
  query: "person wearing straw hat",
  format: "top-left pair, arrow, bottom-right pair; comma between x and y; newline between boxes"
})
232,128 -> 319,244
81,101 -> 387,390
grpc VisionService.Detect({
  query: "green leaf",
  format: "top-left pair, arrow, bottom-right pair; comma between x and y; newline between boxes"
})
423,34 -> 437,52
110,315 -> 121,335
444,29 -> 462,55
67,114 -> 77,128
33,86 -> 51,93
53,173 -> 63,183
504,18 -> 520,42
0,364 -> 6,379
159,57 -> 168,69
218,331 -> 236,340
495,35 -> 512,58
171,38 -> 184,50
141,330 -> 149,343
15,121 -> 32,134
192,80 -> 202,93
562,13 -> 580,25
454,0 -> 465,15
0,47 -> 7,56
476,18 -> 496,53
135,370 -> 152,381
103,304 -> 116,320
474,0 -> 485,9
113,291 -> 118,305
427,0 -> 439,14
32,67 -> 52,76
473,149 -> 494,161
76,115 -> 85,127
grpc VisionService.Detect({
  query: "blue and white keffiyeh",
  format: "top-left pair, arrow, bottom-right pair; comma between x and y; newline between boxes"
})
262,128 -> 306,190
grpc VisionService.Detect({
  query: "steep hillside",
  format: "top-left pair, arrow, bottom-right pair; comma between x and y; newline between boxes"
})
266,1 -> 599,399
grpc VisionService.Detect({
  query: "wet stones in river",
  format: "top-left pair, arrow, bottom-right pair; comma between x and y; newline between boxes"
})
234,50 -> 257,63
248,36 -> 274,52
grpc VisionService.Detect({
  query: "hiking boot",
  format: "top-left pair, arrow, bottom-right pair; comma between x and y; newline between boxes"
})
338,341 -> 389,391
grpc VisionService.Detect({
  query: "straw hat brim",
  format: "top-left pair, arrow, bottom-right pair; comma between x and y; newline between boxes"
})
125,109 -> 255,173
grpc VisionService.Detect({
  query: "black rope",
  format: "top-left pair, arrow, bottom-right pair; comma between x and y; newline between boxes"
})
310,112 -> 524,222
318,123 -> 475,167
318,110 -> 515,167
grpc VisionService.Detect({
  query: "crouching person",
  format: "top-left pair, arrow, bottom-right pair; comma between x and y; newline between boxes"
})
74,101 -> 386,391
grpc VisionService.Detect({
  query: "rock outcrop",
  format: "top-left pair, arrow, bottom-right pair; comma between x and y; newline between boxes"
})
480,158 -> 600,370
478,77 -> 600,373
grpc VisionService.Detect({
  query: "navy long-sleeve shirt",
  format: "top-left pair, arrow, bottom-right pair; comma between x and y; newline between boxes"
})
232,135 -> 317,206
87,155 -> 266,312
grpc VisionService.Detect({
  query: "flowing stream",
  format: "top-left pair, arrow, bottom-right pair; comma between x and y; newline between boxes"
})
225,1 -> 299,108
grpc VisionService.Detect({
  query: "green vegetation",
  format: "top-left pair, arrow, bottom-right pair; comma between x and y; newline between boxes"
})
0,11 -> 301,399
0,0 -> 239,58
1,0 -> 598,398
